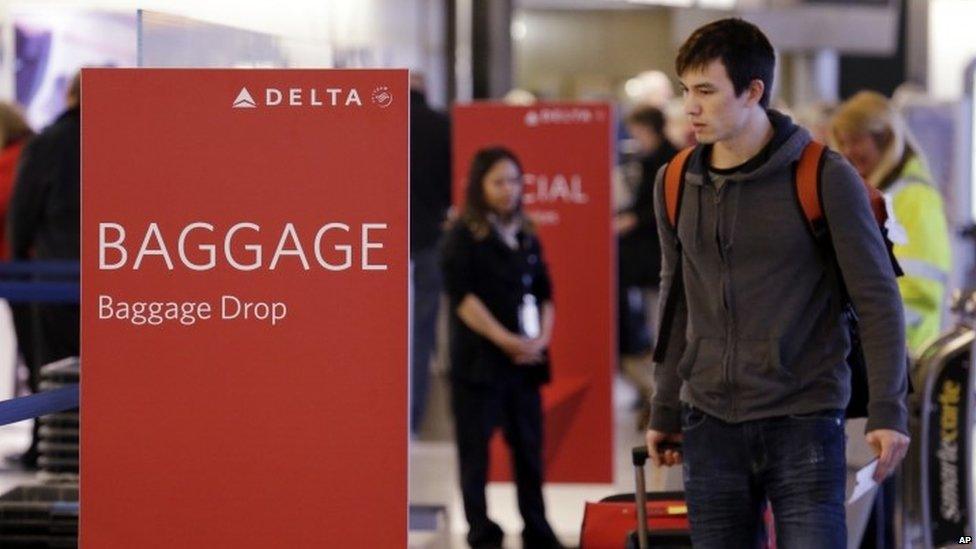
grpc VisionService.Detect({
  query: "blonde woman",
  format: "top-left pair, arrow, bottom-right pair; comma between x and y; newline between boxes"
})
830,91 -> 951,355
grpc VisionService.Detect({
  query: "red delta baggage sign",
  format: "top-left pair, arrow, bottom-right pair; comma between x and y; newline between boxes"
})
81,69 -> 408,547
453,103 -> 614,482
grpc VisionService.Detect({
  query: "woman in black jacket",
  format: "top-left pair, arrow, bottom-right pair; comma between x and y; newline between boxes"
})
441,147 -> 562,549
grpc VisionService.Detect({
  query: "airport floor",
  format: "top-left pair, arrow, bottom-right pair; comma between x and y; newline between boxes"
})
407,372 -> 890,549
0,422 -> 41,493
408,374 -> 682,549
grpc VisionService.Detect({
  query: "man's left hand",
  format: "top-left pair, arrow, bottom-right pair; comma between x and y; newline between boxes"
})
865,429 -> 910,483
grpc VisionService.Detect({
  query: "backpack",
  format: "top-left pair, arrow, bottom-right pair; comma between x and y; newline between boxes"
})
652,141 -> 906,419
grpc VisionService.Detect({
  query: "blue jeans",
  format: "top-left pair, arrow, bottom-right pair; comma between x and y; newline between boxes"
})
681,405 -> 847,548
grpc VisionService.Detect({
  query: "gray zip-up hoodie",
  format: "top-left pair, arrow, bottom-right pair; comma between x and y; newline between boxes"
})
649,110 -> 909,435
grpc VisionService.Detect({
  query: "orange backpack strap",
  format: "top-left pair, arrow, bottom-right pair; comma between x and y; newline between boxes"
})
795,140 -> 904,280
795,140 -> 826,232
652,146 -> 694,364
663,147 -> 695,229
796,140 -> 890,230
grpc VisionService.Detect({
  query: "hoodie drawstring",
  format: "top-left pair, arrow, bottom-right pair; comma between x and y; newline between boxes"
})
725,183 -> 742,252
694,184 -> 705,250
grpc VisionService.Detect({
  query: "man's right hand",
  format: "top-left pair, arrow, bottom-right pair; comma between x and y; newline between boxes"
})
646,429 -> 683,467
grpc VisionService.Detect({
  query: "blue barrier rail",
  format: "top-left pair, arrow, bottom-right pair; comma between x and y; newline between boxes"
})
0,261 -> 79,277
0,385 -> 79,427
0,282 -> 79,303
0,261 -> 80,303
0,262 -> 81,423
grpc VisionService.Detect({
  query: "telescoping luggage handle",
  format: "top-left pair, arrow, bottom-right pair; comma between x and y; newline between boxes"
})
631,444 -> 681,549
633,446 -> 650,549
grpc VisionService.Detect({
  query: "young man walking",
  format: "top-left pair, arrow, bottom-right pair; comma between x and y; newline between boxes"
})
645,19 -> 910,548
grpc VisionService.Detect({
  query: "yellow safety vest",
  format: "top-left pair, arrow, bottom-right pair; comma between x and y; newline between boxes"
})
885,156 -> 951,354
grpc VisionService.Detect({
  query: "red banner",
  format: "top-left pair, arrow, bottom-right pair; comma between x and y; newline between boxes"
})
81,69 -> 408,547
453,102 -> 614,482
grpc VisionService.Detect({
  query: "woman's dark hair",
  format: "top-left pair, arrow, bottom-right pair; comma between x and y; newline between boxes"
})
626,105 -> 666,138
675,18 -> 775,108
459,146 -> 530,239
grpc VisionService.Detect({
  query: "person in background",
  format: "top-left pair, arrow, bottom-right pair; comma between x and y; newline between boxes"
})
0,101 -> 36,373
830,91 -> 950,356
830,90 -> 951,548
618,70 -> 674,159
0,103 -> 36,466
0,103 -> 33,261
7,73 -> 80,469
664,98 -> 696,148
441,147 -> 562,549
409,73 -> 452,437
617,105 -> 677,429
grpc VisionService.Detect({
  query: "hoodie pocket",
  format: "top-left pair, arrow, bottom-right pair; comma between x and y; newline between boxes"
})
677,337 -> 726,389
735,338 -> 797,403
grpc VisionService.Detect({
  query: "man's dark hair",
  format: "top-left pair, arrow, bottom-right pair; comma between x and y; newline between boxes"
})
675,18 -> 775,108
626,106 -> 666,137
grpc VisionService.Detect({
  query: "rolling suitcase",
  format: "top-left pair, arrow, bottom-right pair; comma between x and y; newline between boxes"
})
579,445 -> 691,548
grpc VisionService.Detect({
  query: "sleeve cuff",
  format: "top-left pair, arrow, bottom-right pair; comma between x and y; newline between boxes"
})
649,403 -> 681,434
865,400 -> 909,436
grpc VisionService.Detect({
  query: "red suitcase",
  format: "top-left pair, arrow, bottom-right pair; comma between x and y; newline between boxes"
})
580,446 -> 777,548
580,446 -> 691,548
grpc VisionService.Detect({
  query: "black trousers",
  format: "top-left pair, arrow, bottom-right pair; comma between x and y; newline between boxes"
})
27,304 -> 79,457
451,373 -> 554,546
35,304 -> 80,366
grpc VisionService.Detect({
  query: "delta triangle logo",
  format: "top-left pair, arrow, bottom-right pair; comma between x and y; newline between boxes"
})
232,87 -> 257,109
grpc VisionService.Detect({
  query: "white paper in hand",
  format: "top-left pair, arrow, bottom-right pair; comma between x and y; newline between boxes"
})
847,460 -> 879,505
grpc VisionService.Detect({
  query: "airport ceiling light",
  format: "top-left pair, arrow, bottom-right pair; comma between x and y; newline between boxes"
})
512,18 -> 528,40
698,0 -> 737,7
625,0 -> 695,7
624,0 -> 737,7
